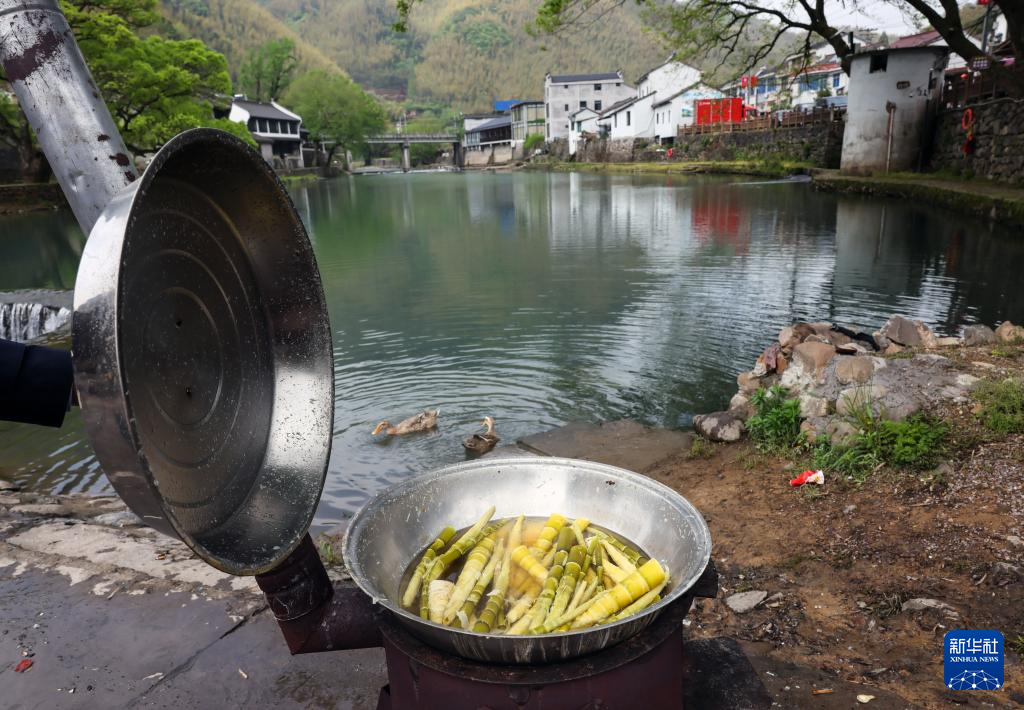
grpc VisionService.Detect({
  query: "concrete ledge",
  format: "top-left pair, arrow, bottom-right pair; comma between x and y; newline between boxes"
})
812,170 -> 1024,228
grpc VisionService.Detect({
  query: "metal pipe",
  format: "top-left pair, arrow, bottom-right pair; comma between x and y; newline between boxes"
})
884,101 -> 896,173
0,0 -> 137,234
255,534 -> 383,655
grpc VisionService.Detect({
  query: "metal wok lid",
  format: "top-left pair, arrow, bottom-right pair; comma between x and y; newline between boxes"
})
73,129 -> 333,575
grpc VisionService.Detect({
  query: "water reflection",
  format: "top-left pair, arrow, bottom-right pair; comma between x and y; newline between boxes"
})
0,173 -> 1020,525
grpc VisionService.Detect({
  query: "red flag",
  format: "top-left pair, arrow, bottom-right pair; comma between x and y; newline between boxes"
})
741,76 -> 748,88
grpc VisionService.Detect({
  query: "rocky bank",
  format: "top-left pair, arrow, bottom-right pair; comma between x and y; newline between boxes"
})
694,314 -> 1024,445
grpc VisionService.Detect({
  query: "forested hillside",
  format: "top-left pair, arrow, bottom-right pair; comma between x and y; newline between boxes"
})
252,0 -> 668,111
157,0 -> 347,81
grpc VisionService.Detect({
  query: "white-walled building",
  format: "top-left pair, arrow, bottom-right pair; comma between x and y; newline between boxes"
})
653,83 -> 725,143
841,46 -> 948,173
567,107 -> 600,155
229,98 -> 302,167
637,56 -> 702,102
544,71 -> 634,140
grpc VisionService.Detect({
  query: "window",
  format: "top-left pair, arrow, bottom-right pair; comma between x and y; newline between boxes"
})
258,118 -> 268,132
564,84 -> 569,89
546,103 -> 549,117
832,74 -> 841,88
616,82 -> 621,87
247,118 -> 256,131
580,100 -> 587,109
870,54 -> 887,73
594,100 -> 602,111
626,111 -> 631,126
564,103 -> 569,111
291,122 -> 298,134
594,83 -> 602,91
614,114 -> 617,127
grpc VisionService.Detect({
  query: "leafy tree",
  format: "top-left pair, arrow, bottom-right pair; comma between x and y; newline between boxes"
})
238,39 -> 298,101
285,70 -> 388,167
1,0 -> 252,183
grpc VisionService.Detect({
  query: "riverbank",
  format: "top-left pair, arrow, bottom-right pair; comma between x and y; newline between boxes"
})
3,321 -> 1022,709
529,159 -> 812,179
812,170 -> 1024,228
0,183 -> 67,216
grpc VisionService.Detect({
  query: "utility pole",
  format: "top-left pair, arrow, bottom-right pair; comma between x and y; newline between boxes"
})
980,1 -> 995,54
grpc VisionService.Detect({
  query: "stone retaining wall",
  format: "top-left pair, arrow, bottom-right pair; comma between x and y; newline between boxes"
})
556,121 -> 844,169
928,98 -> 1024,185
0,182 -> 67,215
670,122 -> 844,168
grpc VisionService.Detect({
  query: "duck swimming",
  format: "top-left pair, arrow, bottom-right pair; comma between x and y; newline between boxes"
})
372,409 -> 440,436
463,416 -> 500,455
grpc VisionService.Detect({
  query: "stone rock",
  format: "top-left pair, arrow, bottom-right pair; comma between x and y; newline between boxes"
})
963,324 -> 998,346
901,598 -> 958,618
779,357 -> 814,391
880,315 -> 923,347
728,393 -> 754,421
1005,535 -> 1023,548
836,357 -> 874,385
776,353 -> 788,375
804,334 -> 832,345
884,342 -> 904,355
996,320 -> 1024,344
801,418 -> 828,443
725,590 -> 767,614
837,385 -> 888,417
778,326 -> 794,349
880,315 -> 937,349
873,331 -> 891,351
780,323 -> 815,351
693,411 -> 745,443
826,420 -> 859,447
956,373 -> 981,389
92,510 -> 142,527
737,371 -> 760,395
0,480 -> 20,492
885,397 -> 922,421
991,561 -> 1022,584
791,341 -> 836,375
935,336 -> 960,348
0,494 -> 20,506
799,393 -> 829,418
10,503 -> 72,517
836,342 -> 870,355
752,360 -> 768,377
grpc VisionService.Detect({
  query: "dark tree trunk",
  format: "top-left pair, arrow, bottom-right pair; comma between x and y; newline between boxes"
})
17,124 -> 51,184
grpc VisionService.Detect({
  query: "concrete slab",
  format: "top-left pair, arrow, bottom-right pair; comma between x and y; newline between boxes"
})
1,568 -> 248,709
137,612 -> 387,709
517,419 -> 694,471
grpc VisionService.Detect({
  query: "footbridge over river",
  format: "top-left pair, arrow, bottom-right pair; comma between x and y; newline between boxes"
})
366,134 -> 461,171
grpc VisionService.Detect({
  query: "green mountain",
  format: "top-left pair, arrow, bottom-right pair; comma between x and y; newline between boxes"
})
158,0 -> 348,79
250,0 -> 669,111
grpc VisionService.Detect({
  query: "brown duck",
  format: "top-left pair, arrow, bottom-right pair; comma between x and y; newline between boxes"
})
372,409 -> 440,436
463,416 -> 499,454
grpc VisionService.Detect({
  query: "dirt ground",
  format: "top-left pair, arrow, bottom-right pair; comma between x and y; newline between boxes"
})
645,367 -> 1024,709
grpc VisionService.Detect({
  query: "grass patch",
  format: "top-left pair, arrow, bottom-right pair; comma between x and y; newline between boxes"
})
747,386 -> 803,453
806,414 -> 948,485
685,437 -> 718,460
989,347 -> 1017,358
317,535 -> 342,565
973,379 -> 1024,434
1011,634 -> 1024,660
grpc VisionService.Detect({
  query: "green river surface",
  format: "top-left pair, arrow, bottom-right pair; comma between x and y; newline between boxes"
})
1,170 -> 1022,526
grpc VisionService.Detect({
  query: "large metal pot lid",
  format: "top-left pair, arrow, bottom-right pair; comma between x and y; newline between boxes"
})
72,129 -> 333,575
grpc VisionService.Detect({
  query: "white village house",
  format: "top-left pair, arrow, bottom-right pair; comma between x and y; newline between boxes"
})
594,57 -> 716,144
567,107 -> 600,155
228,97 -> 303,168
544,71 -> 634,140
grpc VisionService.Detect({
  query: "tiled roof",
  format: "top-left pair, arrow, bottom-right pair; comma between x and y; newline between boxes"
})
548,71 -> 621,83
891,30 -> 942,48
232,99 -> 299,121
598,96 -> 638,117
466,115 -> 512,133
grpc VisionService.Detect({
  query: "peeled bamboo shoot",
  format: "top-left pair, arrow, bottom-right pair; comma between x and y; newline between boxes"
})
401,526 -> 456,607
428,580 -> 454,624
530,549 -> 567,631
455,539 -> 503,627
426,506 -> 497,586
473,538 -> 512,633
570,559 -> 666,629
546,544 -> 584,625
600,539 -> 637,574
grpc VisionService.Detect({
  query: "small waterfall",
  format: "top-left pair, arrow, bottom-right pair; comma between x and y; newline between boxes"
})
0,301 -> 72,342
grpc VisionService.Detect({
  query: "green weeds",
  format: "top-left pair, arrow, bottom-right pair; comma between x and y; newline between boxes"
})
685,437 -> 718,460
747,386 -> 803,453
973,379 -> 1024,434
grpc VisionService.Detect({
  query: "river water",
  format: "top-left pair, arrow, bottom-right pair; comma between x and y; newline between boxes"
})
1,171 -> 1022,526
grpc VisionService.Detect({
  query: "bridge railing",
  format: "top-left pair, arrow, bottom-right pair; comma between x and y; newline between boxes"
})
367,133 -> 459,143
